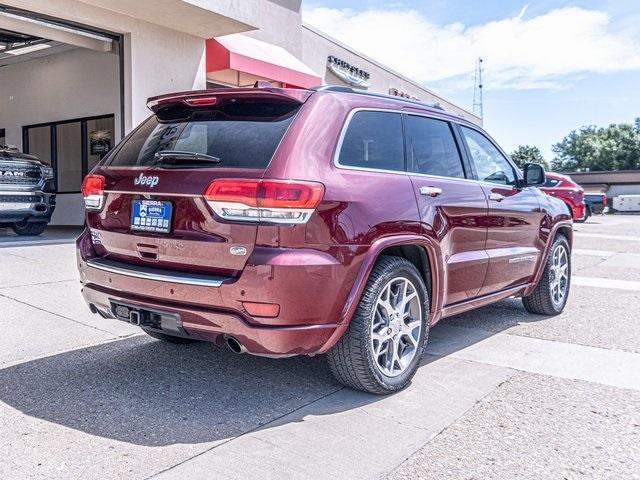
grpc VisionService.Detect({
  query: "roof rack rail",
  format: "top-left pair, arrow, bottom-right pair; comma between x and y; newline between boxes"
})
310,85 -> 445,111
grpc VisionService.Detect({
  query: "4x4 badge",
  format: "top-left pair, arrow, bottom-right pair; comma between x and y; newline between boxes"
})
134,173 -> 159,188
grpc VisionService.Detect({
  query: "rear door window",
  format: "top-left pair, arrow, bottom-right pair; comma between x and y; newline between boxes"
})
405,115 -> 465,178
337,111 -> 405,172
107,100 -> 299,169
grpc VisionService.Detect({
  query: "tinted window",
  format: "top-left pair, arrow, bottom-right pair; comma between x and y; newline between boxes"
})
461,126 -> 516,186
405,115 -> 465,178
543,179 -> 561,188
108,101 -> 299,168
338,111 -> 404,172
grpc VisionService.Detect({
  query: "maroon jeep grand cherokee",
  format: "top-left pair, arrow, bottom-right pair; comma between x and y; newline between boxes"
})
77,85 -> 572,394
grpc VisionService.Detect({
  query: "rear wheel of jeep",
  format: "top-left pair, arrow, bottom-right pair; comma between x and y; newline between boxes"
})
327,255 -> 429,395
11,221 -> 47,236
142,328 -> 197,344
522,235 -> 571,315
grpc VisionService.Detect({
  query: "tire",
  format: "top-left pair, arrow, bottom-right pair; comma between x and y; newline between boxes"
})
11,221 -> 47,236
142,328 -> 197,344
522,235 -> 571,315
327,255 -> 430,395
575,205 -> 590,223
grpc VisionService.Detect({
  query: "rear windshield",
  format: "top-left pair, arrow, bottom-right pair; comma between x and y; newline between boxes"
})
107,100 -> 300,169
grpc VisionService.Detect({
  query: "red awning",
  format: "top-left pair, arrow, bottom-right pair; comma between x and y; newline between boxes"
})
206,35 -> 322,89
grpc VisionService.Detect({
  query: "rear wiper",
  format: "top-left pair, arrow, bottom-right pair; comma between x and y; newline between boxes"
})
154,150 -> 221,164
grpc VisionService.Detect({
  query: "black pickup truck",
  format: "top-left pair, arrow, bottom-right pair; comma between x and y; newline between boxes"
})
0,146 -> 56,236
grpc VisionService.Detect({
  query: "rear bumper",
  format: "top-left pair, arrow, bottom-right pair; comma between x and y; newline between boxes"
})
571,202 -> 585,220
81,283 -> 338,356
76,229 -> 362,356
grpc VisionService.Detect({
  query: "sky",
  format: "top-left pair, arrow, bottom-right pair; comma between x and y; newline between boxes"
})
302,1 -> 640,159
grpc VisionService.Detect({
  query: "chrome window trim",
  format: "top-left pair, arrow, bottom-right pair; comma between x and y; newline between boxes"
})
86,257 -> 226,287
332,107 -> 487,186
332,107 -> 524,189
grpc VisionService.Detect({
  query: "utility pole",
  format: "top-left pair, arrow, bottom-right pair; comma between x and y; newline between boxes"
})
473,57 -> 484,119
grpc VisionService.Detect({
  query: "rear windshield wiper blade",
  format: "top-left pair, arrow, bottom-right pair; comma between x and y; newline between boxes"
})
154,150 -> 221,164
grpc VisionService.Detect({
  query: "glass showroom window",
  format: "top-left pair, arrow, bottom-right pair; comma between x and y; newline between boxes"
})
23,115 -> 114,193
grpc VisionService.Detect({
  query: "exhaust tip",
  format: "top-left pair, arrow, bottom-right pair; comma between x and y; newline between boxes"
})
225,336 -> 247,354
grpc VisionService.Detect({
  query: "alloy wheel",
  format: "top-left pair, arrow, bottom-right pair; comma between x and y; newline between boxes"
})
370,277 -> 422,377
549,244 -> 569,308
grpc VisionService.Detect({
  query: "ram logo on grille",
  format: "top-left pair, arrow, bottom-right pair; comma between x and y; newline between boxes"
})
0,171 -> 26,177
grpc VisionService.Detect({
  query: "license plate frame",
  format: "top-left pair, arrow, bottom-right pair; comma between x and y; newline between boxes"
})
130,199 -> 173,234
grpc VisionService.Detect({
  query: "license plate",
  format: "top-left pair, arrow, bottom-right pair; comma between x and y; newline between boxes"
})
131,200 -> 172,234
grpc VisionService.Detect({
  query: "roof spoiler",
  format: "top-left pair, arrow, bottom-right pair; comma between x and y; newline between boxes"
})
147,82 -> 313,114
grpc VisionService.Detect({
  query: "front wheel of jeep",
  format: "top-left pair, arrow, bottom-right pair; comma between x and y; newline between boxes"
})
522,235 -> 571,315
327,255 -> 430,395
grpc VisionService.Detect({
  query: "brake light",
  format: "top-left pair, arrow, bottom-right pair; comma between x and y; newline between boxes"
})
81,174 -> 106,210
184,96 -> 218,106
204,179 -> 324,224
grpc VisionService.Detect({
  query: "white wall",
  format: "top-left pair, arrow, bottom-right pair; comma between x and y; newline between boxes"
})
123,21 -> 207,131
4,0 -> 211,133
0,47 -> 120,226
608,184 -> 640,197
0,47 -> 120,150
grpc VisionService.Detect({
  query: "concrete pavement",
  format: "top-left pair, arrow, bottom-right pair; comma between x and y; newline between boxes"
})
1,215 -> 639,479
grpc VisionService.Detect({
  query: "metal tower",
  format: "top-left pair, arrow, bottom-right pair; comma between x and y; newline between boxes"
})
473,57 -> 484,119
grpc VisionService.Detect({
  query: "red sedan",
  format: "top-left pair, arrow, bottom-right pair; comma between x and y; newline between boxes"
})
540,172 -> 587,222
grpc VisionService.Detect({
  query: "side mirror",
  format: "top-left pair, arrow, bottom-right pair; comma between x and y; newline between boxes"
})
523,163 -> 546,186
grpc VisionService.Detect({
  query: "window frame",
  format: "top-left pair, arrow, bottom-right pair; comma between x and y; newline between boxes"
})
453,122 -> 524,188
333,107 -> 472,181
23,113 -> 115,194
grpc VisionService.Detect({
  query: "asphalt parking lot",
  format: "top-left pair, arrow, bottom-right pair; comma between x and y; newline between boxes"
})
1,216 -> 639,480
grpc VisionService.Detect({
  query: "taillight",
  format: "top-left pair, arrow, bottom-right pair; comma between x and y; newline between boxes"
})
81,174 -> 106,210
204,179 -> 324,224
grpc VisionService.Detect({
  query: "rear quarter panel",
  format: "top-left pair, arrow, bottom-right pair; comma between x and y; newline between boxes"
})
259,93 -> 423,326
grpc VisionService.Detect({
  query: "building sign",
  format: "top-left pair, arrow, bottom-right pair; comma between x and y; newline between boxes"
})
327,56 -> 371,89
89,130 -> 112,157
389,88 -> 420,101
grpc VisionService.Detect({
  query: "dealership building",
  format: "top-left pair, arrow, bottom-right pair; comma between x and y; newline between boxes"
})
0,0 -> 479,225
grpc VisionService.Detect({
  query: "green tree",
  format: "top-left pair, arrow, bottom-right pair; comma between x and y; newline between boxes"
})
510,145 -> 549,170
551,119 -> 640,172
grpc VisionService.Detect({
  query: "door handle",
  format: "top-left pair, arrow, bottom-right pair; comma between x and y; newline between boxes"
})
419,186 -> 442,197
488,192 -> 505,202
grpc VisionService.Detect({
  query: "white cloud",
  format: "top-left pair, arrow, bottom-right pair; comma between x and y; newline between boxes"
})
303,6 -> 640,91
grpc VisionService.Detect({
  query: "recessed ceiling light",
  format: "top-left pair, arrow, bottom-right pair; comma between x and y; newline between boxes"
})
6,43 -> 51,56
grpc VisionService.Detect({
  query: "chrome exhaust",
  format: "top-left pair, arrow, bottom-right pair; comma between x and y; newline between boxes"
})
225,336 -> 247,354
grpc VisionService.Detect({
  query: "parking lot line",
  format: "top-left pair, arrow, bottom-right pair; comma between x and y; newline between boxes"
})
427,325 -> 640,391
572,248 -> 616,257
574,232 -> 640,242
572,276 -> 640,291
